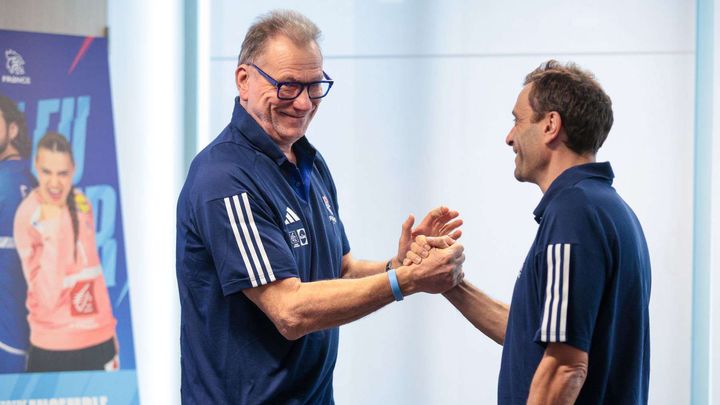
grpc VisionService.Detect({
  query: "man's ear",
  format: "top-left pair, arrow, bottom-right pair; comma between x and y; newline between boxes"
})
236,65 -> 250,101
7,122 -> 18,142
542,111 -> 562,145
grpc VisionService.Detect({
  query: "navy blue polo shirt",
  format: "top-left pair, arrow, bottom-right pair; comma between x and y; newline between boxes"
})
176,99 -> 350,404
0,160 -> 34,365
498,162 -> 651,404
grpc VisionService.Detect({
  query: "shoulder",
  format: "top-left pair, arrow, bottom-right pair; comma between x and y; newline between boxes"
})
186,142 -> 260,203
14,189 -> 41,223
0,160 -> 33,188
545,185 -> 598,218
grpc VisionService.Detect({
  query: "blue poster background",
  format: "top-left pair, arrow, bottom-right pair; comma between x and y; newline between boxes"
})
0,29 -> 138,402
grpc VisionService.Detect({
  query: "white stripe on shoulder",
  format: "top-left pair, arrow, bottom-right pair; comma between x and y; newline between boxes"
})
232,195 -> 267,285
559,243 -> 571,342
540,244 -> 554,342
242,193 -> 276,282
549,244 -> 562,342
224,197 -> 258,287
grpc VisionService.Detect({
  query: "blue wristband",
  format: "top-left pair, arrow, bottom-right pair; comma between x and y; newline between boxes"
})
387,269 -> 404,301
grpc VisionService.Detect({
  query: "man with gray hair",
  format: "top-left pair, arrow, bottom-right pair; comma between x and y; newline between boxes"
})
176,10 -> 465,403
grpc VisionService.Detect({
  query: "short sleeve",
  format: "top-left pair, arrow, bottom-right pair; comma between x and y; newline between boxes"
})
533,188 -> 609,352
196,191 -> 298,295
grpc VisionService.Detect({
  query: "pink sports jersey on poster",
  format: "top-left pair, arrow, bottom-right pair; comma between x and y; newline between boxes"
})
13,189 -> 116,351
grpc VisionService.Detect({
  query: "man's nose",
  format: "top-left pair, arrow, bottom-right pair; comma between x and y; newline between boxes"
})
293,89 -> 313,111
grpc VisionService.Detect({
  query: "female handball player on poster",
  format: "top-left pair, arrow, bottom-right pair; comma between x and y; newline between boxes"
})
13,132 -> 118,372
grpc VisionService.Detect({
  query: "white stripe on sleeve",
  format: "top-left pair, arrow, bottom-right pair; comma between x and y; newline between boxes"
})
242,193 -> 276,282
232,195 -> 268,285
540,244 -> 554,342
224,197 -> 258,287
559,243 -> 571,342
550,244 -> 564,341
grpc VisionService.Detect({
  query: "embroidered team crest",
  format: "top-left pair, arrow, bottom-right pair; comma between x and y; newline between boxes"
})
322,195 -> 337,224
70,280 -> 98,315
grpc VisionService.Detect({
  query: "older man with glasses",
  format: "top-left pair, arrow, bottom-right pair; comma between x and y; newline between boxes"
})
176,9 -> 466,404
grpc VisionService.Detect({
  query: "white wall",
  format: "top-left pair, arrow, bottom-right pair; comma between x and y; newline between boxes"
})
107,1 -> 183,404
206,1 -> 695,403
710,1 -> 720,403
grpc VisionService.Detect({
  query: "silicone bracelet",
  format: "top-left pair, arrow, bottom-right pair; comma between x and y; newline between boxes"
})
387,269 -> 404,301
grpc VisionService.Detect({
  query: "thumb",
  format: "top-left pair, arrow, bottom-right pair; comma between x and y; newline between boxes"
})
400,214 -> 415,241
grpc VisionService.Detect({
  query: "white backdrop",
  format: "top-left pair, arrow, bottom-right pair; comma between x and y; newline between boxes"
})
203,1 -> 695,404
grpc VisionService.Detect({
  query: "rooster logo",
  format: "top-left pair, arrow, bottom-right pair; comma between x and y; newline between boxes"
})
5,49 -> 25,76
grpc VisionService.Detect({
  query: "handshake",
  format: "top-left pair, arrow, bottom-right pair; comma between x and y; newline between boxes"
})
395,235 -> 465,296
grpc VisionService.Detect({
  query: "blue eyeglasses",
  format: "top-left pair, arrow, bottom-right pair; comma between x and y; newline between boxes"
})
251,64 -> 334,100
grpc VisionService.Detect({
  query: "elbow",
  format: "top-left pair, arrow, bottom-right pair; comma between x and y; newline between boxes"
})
563,362 -> 588,388
275,307 -> 306,341
573,363 -> 588,382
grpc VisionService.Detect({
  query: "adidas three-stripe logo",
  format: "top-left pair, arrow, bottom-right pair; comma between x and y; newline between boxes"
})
284,207 -> 301,225
540,243 -> 571,343
223,193 -> 275,288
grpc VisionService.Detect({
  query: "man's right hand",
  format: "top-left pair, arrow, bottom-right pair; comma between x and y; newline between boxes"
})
400,236 -> 465,294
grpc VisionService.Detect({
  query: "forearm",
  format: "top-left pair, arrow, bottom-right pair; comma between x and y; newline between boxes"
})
341,259 -> 387,279
442,279 -> 509,345
342,254 -> 403,279
251,266 -> 416,340
527,347 -> 588,405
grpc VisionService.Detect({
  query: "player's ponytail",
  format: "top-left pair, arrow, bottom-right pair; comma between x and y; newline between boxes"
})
36,132 -> 79,260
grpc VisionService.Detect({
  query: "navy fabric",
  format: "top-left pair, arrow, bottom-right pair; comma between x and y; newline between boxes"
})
0,159 -> 34,368
176,99 -> 350,404
498,162 -> 651,404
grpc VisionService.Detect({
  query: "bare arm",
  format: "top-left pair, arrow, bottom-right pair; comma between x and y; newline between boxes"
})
243,242 -> 465,340
340,253 -> 392,279
442,280 -> 509,345
404,236 -> 509,345
527,343 -> 589,405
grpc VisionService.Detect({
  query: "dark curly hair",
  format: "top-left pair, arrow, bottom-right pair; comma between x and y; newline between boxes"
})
524,60 -> 613,155
0,94 -> 31,159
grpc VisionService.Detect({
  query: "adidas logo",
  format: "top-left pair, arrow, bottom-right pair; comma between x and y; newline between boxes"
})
284,207 -> 301,225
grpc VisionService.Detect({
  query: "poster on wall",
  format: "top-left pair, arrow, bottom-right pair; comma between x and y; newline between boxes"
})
0,30 -> 138,403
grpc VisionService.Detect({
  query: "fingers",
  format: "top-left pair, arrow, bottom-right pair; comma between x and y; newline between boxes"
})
440,218 -> 463,234
422,235 -> 454,249
406,250 -> 424,265
448,229 -> 462,240
401,214 -> 415,234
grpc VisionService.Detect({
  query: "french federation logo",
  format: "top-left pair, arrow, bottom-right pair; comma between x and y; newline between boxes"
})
322,195 -> 337,224
5,49 -> 25,75
2,49 -> 31,85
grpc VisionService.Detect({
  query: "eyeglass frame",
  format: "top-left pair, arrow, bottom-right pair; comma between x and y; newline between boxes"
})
250,63 -> 334,100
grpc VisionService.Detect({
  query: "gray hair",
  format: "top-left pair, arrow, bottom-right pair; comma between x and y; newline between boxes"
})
238,10 -> 322,66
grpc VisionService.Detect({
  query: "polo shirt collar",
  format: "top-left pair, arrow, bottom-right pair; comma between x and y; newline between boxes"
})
533,162 -> 614,223
230,97 -> 317,166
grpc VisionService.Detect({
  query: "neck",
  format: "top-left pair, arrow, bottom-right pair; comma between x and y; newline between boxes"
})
0,147 -> 21,161
537,153 -> 595,193
279,143 -> 297,165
